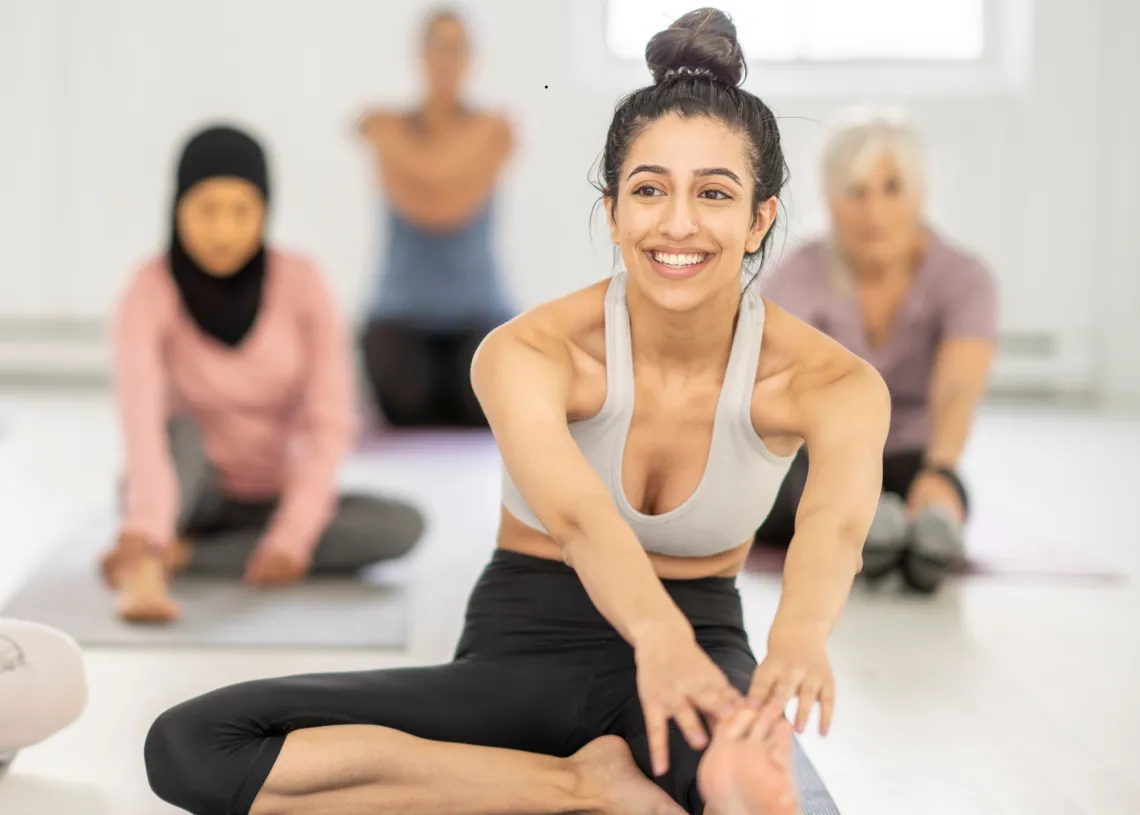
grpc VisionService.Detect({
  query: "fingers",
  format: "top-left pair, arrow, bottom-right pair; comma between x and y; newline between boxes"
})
672,702 -> 709,751
793,681 -> 820,733
644,703 -> 670,776
718,704 -> 761,740
819,681 -> 836,736
694,678 -> 745,721
747,665 -> 777,707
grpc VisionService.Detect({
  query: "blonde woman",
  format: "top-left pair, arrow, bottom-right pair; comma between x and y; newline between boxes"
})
757,110 -> 997,593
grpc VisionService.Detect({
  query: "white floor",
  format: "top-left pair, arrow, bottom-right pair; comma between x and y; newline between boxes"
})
0,390 -> 1138,815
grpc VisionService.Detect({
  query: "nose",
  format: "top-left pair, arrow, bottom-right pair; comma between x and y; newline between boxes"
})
658,194 -> 699,240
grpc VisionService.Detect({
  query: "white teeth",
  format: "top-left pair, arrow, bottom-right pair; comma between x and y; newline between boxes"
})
652,251 -> 708,267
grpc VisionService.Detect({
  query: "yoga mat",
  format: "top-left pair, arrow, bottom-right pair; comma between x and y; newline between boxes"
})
357,427 -> 497,455
0,515 -> 410,649
793,739 -> 841,814
747,510 -> 1124,583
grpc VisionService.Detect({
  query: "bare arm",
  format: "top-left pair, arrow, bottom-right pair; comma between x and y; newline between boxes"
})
755,304 -> 891,641
471,318 -> 690,647
924,338 -> 994,468
370,113 -> 513,190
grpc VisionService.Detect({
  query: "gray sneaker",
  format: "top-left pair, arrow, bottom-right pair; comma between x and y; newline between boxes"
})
861,493 -> 909,580
903,506 -> 965,593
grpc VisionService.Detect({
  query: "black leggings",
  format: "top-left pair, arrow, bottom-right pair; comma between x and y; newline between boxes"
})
144,550 -> 756,815
755,448 -> 970,548
360,318 -> 495,428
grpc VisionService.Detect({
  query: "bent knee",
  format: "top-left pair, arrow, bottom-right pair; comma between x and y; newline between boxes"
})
0,622 -> 87,751
145,701 -> 229,813
385,500 -> 426,558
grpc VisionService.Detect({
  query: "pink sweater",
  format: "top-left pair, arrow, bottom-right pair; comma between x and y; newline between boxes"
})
113,249 -> 357,556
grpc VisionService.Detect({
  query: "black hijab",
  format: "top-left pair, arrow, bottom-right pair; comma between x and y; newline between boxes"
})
169,125 -> 270,347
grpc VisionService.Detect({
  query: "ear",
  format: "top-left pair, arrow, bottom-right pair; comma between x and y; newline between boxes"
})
604,192 -> 619,244
744,197 -> 778,254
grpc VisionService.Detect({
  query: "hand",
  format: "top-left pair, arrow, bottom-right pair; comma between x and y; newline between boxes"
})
748,627 -> 835,736
244,544 -> 311,586
906,470 -> 964,522
634,624 -> 746,776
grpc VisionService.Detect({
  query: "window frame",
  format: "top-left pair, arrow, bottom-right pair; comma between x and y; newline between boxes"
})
573,0 -> 1032,97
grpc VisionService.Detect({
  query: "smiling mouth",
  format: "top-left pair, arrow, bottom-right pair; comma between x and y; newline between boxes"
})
647,250 -> 712,278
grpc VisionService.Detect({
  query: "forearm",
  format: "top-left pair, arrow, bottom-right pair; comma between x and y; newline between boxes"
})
262,470 -> 339,557
771,509 -> 862,641
924,387 -> 983,468
560,498 -> 692,646
381,130 -> 497,189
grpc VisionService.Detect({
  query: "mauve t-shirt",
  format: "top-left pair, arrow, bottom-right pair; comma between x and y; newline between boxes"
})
761,231 -> 997,454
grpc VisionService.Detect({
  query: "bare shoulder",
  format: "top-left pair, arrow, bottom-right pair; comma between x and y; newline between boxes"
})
751,298 -> 889,445
473,280 -> 610,419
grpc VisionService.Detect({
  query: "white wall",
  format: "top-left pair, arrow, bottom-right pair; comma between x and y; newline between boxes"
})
1,0 -> 1137,400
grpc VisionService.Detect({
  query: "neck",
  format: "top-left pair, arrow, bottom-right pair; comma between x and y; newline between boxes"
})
625,279 -> 739,376
846,229 -> 929,284
421,93 -> 460,128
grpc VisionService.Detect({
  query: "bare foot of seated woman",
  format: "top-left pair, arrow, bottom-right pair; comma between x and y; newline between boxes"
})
699,705 -> 801,815
100,533 -> 187,624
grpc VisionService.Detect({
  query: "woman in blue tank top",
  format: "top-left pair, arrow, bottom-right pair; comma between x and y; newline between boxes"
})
356,9 -> 515,428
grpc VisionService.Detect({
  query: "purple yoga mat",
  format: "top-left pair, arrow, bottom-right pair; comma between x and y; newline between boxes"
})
747,512 -> 1125,583
356,427 -> 497,455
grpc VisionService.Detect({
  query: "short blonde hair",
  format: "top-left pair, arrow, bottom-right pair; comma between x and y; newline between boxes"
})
821,107 -> 925,198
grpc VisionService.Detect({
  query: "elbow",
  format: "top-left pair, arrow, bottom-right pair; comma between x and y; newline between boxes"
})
545,493 -> 612,563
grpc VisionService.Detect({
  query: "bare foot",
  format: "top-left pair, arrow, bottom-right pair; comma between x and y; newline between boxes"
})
698,708 -> 799,815
570,736 -> 686,815
112,554 -> 181,624
171,538 -> 193,573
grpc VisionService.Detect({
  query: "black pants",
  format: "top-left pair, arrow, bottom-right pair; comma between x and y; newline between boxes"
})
119,419 -> 425,575
754,449 -> 970,548
360,318 -> 495,428
144,550 -> 756,815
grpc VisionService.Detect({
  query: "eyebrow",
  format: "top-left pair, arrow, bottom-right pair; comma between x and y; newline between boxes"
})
626,164 -> 743,186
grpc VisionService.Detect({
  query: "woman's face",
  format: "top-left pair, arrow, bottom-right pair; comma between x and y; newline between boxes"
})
423,16 -> 469,99
828,151 -> 923,267
175,178 -> 266,276
608,113 -> 775,313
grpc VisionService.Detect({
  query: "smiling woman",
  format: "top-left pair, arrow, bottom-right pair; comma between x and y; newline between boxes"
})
142,10 -> 888,815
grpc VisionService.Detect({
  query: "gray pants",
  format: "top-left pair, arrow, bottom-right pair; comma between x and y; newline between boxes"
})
162,419 -> 425,576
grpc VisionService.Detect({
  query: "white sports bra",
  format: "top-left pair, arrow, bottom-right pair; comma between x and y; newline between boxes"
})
499,273 -> 795,557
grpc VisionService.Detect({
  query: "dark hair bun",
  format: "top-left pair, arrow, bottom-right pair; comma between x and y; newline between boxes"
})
645,8 -> 745,87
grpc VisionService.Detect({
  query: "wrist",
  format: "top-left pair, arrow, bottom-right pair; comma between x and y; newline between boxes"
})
628,610 -> 693,652
769,614 -> 830,646
922,451 -> 958,471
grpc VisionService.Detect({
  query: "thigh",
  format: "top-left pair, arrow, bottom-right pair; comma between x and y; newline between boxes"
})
599,645 -> 757,814
310,493 -> 426,571
147,657 -> 591,815
154,656 -> 589,762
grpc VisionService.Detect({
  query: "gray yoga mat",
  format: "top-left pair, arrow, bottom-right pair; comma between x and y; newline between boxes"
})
0,515 -> 409,649
793,739 -> 840,813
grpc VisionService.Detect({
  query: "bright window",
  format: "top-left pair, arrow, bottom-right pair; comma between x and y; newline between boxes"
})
605,0 -> 986,63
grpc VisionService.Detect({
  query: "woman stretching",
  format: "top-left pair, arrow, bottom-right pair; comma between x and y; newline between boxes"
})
356,8 -> 516,428
102,124 -> 425,624
755,110 -> 997,593
144,10 -> 888,815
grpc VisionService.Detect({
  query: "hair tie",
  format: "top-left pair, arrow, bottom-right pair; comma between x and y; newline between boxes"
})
662,66 -> 717,81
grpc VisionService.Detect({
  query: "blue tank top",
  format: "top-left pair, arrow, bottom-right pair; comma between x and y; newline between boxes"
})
369,200 -> 514,330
